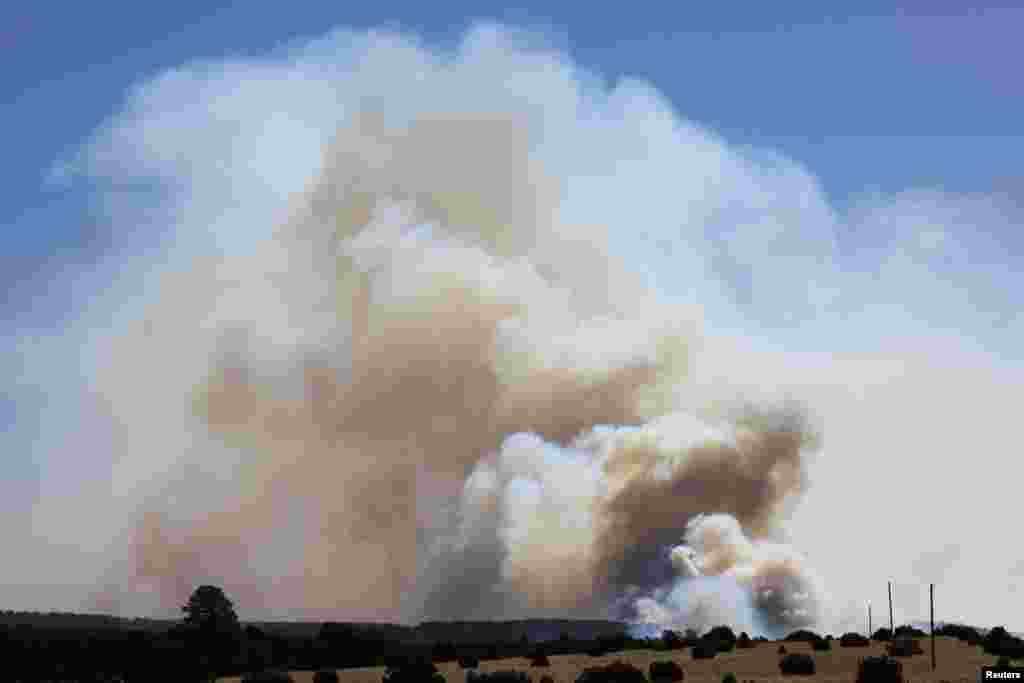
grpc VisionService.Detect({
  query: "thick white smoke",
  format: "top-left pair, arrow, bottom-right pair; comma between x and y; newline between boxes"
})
9,22 -> 1021,636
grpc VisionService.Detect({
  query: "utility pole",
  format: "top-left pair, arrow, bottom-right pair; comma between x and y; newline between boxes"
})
888,582 -> 894,637
930,583 -> 936,671
868,603 -> 872,637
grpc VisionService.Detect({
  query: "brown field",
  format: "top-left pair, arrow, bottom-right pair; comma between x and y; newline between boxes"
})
218,637 -> 1017,683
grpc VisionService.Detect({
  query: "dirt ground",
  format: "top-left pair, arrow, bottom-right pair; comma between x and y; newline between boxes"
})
219,637 -> 1015,683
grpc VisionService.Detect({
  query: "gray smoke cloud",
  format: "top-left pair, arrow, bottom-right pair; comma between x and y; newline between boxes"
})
89,111 -> 824,632
12,22 -> 1022,635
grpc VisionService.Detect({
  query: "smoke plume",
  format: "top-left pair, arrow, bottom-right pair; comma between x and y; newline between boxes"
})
75,75 -> 824,633
20,22 -> 1021,636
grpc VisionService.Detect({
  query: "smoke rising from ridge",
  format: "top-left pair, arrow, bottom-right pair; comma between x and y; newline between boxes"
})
12,23 -> 1022,635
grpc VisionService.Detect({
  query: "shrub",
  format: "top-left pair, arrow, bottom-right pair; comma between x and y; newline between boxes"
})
314,671 -> 341,683
935,624 -> 979,644
887,638 -> 922,657
856,655 -> 903,683
540,677 -> 554,683
576,661 -> 646,683
996,656 -> 1012,668
811,638 -> 831,652
649,660 -> 684,683
691,641 -> 717,659
459,656 -> 480,669
384,659 -> 446,683
242,672 -> 294,683
840,633 -> 870,648
530,654 -> 551,668
722,674 -> 737,683
704,626 -> 736,652
894,626 -> 925,639
784,630 -> 820,643
778,653 -> 815,676
736,632 -> 754,649
777,645 -> 787,655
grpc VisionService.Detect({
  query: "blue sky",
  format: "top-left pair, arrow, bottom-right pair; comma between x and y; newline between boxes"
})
4,3 -> 1023,334
2,3 -> 1022,627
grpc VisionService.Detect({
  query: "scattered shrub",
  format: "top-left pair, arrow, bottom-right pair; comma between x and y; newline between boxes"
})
996,656 -> 1012,668
811,638 -> 831,652
894,626 -> 926,639
887,638 -> 923,657
691,641 -> 717,659
736,632 -> 754,649
385,659 -> 446,683
935,624 -> 979,644
777,645 -> 787,655
706,626 -> 736,649
313,670 -> 341,683
722,674 -> 737,683
779,653 -> 815,676
539,677 -> 554,683
840,633 -> 870,648
459,656 -> 480,669
783,630 -> 821,643
856,655 -> 903,683
242,672 -> 294,683
649,659 -> 684,683
576,660 -> 646,683
530,654 -> 551,668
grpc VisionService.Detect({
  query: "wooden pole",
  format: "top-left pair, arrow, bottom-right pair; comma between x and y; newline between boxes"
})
868,603 -> 872,637
888,582 -> 894,637
930,583 -> 936,671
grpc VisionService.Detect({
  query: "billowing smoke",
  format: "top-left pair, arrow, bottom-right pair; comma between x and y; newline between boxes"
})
30,22 -> 1021,637
81,92 -> 825,632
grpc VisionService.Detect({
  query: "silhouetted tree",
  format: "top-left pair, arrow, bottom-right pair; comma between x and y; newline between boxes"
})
181,585 -> 242,678
182,585 -> 239,632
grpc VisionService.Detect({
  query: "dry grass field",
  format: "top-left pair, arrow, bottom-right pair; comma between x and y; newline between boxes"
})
218,636 -> 1017,683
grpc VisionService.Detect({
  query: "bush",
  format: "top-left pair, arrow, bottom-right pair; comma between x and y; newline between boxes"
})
856,655 -> 903,683
540,677 -> 554,683
811,638 -> 831,652
935,624 -> 979,644
784,630 -> 821,643
778,653 -> 815,676
314,671 -> 341,683
530,654 -> 551,668
691,641 -> 717,659
459,656 -> 480,669
840,633 -> 870,648
722,674 -> 737,683
706,626 -> 736,652
243,672 -> 294,683
777,645 -> 787,655
649,660 -> 684,683
887,638 -> 922,657
576,660 -> 646,683
893,626 -> 925,639
736,632 -> 754,649
996,656 -> 1012,668
385,660 -> 446,683
871,628 -> 892,641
